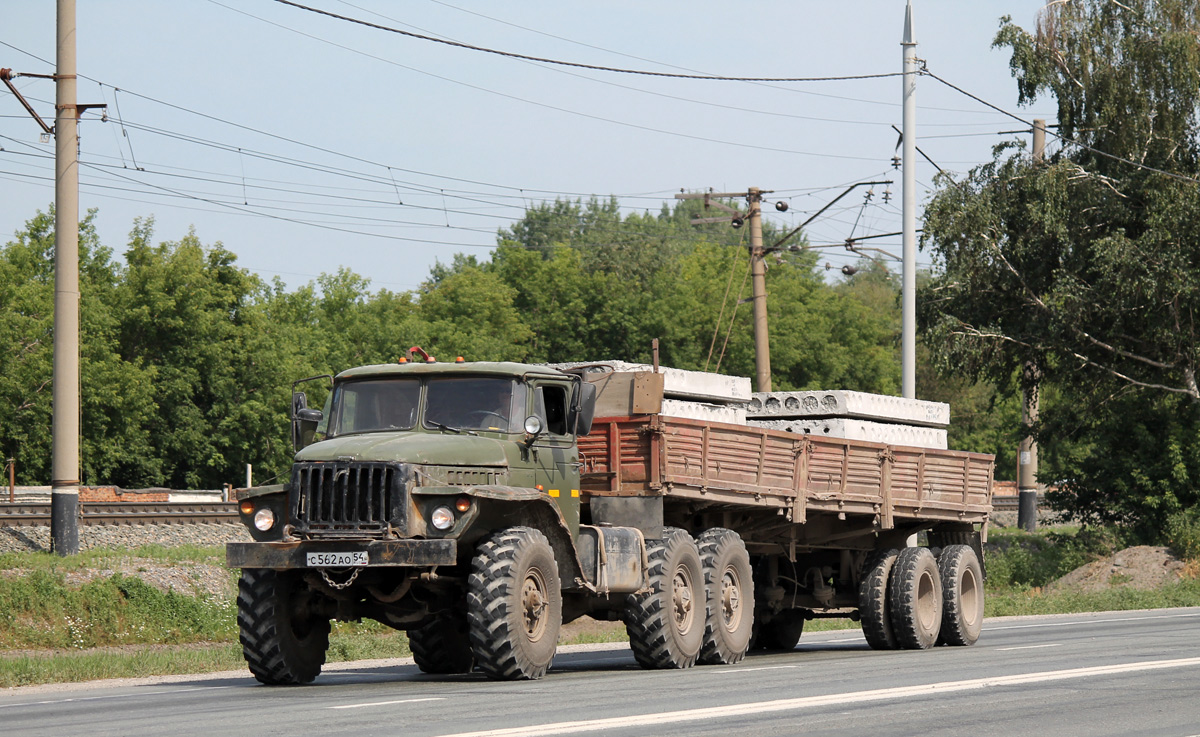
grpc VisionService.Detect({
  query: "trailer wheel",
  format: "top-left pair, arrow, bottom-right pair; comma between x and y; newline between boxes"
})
937,545 -> 984,646
467,526 -> 562,680
237,568 -> 331,685
625,527 -> 704,669
757,609 -> 805,651
697,528 -> 754,665
409,612 -> 475,674
858,548 -> 899,650
887,547 -> 943,650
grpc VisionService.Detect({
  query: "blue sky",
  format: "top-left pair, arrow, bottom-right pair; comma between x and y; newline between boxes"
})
1,1 -> 1055,292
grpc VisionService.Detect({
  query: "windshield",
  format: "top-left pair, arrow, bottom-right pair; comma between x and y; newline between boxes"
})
426,377 -> 520,433
328,378 -> 420,436
326,375 -> 523,437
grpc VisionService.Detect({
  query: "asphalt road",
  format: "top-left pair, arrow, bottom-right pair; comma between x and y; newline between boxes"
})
4,608 -> 1200,737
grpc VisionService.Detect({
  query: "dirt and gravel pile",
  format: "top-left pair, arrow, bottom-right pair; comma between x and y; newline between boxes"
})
1046,545 -> 1190,593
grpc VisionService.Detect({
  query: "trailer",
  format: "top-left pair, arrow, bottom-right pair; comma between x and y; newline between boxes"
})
227,353 -> 993,684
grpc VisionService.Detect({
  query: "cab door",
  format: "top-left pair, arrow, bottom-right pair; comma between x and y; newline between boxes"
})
529,380 -> 581,540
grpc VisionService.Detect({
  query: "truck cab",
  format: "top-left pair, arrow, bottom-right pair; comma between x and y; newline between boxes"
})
228,356 -> 611,684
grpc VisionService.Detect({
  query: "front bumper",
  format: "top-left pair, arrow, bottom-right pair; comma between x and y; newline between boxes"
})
227,538 -> 457,568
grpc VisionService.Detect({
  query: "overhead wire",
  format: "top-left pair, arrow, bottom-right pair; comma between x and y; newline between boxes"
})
924,69 -> 1200,186
272,0 -> 904,83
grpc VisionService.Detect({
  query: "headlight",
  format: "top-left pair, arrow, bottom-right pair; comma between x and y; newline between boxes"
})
253,507 -> 276,531
430,506 -> 455,530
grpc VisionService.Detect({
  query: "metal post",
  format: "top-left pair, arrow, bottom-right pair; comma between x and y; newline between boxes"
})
748,187 -> 771,393
1017,366 -> 1040,531
1018,119 -> 1047,533
7,459 -> 14,503
51,0 -> 80,555
901,1 -> 917,400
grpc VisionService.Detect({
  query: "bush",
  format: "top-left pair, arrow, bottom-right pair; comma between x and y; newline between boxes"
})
1166,508 -> 1200,561
985,526 -> 1124,590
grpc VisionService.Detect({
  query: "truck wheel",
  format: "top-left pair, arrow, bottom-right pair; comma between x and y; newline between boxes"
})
467,527 -> 562,680
937,545 -> 984,646
858,548 -> 899,650
757,609 -> 805,651
237,568 -> 331,685
697,528 -> 754,665
887,547 -> 943,650
409,612 -> 475,674
625,527 -> 704,669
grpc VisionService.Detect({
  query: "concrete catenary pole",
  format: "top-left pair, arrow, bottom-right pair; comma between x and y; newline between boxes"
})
1018,119 -> 1047,532
51,0 -> 81,555
901,1 -> 917,400
748,187 -> 771,393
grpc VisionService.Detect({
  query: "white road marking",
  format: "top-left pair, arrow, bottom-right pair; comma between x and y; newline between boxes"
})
994,644 -> 1063,651
0,686 -> 231,709
820,637 -> 865,643
430,657 -> 1200,737
712,665 -> 800,674
988,611 -> 1200,632
328,697 -> 445,710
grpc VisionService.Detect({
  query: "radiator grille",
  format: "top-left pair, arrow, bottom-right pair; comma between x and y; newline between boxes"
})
290,462 -> 408,537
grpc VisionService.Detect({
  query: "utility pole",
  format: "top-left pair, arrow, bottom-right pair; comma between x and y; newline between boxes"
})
1018,118 -> 1047,533
52,0 -> 81,555
746,188 -> 770,393
901,0 -> 918,400
675,188 -> 772,392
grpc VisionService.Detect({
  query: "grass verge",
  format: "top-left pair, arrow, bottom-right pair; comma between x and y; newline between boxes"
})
1,528 -> 1198,688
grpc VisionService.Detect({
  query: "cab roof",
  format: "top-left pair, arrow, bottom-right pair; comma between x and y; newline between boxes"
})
335,360 -> 570,382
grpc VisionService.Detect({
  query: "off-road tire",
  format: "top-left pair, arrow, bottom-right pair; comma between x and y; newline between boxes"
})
697,528 -> 754,665
410,612 -> 475,674
237,568 -> 331,685
936,544 -> 984,646
466,527 -> 562,680
625,527 -> 704,669
887,547 -> 943,650
858,547 -> 899,650
757,609 -> 805,651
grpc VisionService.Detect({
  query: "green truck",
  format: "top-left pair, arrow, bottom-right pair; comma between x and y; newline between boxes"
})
227,351 -> 994,684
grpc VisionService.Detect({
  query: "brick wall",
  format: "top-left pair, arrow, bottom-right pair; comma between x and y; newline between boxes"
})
80,487 -> 170,503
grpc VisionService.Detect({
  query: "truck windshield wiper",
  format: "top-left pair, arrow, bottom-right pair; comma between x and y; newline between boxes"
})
431,422 -> 461,434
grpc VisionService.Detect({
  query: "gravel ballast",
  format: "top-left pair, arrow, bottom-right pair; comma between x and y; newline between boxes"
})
0,524 -> 252,554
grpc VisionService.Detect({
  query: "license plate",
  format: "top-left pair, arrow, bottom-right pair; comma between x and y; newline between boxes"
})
306,551 -> 369,567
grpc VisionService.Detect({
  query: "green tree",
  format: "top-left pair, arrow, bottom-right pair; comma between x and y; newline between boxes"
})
921,0 -> 1200,531
0,208 -> 158,486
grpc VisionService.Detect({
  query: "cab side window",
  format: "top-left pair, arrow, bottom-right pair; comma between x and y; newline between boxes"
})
536,384 -> 569,436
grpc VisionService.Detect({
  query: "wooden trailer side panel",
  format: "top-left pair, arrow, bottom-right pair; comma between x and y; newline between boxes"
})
579,415 -> 994,524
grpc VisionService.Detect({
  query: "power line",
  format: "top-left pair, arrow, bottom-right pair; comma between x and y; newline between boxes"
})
924,69 -> 1200,186
206,2 -> 889,163
272,0 -> 904,83
329,1 -> 913,130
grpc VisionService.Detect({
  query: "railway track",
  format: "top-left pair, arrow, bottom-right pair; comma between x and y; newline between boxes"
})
0,502 -> 239,527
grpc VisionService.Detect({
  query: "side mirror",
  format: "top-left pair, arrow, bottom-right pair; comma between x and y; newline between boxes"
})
576,382 -> 597,435
292,392 -> 323,451
297,408 -> 323,423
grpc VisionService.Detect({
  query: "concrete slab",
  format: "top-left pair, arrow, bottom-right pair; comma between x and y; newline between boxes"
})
747,390 -> 949,427
660,398 -> 747,425
551,361 -> 751,403
749,418 -> 948,449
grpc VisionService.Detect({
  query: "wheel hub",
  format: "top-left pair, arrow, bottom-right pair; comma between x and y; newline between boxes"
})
522,571 -> 549,640
672,571 -> 695,632
721,570 -> 742,628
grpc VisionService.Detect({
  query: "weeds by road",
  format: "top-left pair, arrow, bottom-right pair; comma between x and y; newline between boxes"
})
1,527 -> 1197,689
